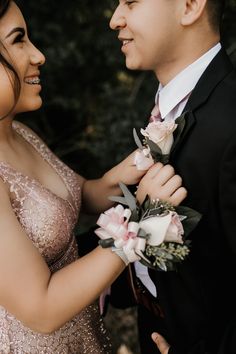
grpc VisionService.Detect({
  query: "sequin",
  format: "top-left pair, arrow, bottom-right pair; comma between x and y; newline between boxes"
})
0,121 -> 112,354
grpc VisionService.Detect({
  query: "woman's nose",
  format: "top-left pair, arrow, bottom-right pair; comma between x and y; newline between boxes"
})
30,43 -> 46,66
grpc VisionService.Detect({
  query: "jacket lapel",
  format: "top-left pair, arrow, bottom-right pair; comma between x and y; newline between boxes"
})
171,48 -> 234,157
184,47 -> 234,112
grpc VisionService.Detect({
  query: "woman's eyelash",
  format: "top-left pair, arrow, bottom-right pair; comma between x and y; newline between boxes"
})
13,33 -> 25,44
125,1 -> 136,5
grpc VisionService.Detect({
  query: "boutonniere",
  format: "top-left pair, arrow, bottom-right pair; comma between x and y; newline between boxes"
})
133,113 -> 186,170
95,183 -> 201,271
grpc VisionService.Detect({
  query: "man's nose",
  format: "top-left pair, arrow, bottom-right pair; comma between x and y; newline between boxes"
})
109,7 -> 126,30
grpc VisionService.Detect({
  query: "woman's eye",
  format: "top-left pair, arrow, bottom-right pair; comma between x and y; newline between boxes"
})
13,33 -> 25,44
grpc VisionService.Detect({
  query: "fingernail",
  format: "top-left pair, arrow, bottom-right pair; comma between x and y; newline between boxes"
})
151,332 -> 159,341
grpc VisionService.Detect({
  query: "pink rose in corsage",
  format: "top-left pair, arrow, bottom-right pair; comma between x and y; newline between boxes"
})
95,183 -> 201,271
141,120 -> 177,155
133,112 -> 186,169
139,211 -> 184,246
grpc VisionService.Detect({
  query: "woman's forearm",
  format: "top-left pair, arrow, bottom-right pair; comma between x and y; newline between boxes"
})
80,151 -> 146,214
18,247 -> 125,334
81,171 -> 122,214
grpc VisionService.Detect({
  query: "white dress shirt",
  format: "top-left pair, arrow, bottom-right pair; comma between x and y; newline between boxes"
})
135,42 -> 222,297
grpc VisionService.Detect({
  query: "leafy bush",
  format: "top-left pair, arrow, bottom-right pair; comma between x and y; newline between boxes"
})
16,0 -> 236,178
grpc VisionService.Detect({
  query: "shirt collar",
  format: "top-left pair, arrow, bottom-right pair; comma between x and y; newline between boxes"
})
156,43 -> 221,119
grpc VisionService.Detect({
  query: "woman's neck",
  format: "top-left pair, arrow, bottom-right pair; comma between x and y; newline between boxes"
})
0,116 -> 17,145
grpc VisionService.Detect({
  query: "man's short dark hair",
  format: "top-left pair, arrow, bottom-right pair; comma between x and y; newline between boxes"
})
207,0 -> 226,31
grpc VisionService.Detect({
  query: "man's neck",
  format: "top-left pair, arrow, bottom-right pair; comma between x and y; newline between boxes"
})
156,36 -> 220,86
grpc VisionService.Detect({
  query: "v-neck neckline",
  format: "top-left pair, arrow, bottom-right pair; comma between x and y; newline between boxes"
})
0,121 -> 77,213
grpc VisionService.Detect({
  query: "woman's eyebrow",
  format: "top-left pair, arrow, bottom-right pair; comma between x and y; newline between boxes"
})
5,27 -> 25,39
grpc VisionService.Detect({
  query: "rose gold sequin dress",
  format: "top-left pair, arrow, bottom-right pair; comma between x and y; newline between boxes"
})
0,121 -> 112,354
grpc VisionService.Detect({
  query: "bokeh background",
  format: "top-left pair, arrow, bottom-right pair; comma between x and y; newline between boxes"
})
16,0 -> 236,181
16,1 -> 236,353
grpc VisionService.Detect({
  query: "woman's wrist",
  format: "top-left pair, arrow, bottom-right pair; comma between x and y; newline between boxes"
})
111,247 -> 129,266
102,168 -> 121,194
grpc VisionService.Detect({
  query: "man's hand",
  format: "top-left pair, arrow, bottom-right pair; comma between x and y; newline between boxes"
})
151,332 -> 170,354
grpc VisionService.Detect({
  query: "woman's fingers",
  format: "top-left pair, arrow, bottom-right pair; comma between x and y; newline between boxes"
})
137,163 -> 187,206
147,164 -> 175,184
169,186 -> 187,206
145,162 -> 164,179
160,174 -> 182,196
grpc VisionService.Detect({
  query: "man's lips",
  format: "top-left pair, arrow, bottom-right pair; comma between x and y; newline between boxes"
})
118,37 -> 133,47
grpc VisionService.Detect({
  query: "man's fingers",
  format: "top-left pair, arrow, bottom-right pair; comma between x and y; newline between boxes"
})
151,332 -> 170,354
151,332 -> 159,344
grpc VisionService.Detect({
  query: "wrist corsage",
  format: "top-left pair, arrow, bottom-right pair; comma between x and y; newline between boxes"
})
95,183 -> 201,271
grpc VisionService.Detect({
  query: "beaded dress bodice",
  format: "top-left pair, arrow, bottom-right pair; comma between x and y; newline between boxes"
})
0,121 -> 112,354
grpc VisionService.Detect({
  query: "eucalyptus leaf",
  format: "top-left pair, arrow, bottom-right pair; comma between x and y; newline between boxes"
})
155,249 -> 173,260
131,209 -> 139,222
137,228 -> 148,238
146,138 -> 162,155
140,257 -> 156,269
108,196 -> 129,206
159,154 -> 170,165
133,128 -> 144,149
119,182 -> 137,211
157,260 -> 167,272
142,195 -> 152,210
176,205 -> 202,237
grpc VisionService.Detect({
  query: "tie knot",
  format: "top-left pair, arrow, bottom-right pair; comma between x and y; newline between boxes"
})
149,103 -> 162,122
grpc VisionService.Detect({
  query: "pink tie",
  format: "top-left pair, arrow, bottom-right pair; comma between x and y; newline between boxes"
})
149,102 -> 162,122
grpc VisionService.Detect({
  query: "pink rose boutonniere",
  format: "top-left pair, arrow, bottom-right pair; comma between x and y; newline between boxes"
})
95,183 -> 201,271
134,113 -> 186,170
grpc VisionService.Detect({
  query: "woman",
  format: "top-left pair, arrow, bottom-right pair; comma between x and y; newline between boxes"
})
0,1 -> 187,353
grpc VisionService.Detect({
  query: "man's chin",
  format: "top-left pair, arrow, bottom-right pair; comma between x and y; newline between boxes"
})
125,59 -> 147,72
126,60 -> 139,71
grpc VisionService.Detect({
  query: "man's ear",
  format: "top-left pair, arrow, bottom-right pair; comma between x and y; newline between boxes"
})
180,0 -> 207,26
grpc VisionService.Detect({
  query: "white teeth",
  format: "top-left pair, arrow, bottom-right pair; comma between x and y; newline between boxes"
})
123,40 -> 132,46
25,77 -> 40,85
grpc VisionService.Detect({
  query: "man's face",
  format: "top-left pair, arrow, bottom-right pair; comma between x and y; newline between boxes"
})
110,0 -> 182,76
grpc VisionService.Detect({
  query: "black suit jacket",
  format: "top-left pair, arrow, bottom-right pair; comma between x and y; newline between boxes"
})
141,48 -> 236,354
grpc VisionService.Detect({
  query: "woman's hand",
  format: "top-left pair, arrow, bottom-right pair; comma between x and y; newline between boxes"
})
103,150 -> 147,187
81,150 -> 148,213
136,162 -> 187,205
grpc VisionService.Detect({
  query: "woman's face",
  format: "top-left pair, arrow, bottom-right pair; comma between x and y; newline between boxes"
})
0,1 -> 45,118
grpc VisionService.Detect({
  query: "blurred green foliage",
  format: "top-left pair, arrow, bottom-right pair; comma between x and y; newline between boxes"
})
16,0 -> 236,178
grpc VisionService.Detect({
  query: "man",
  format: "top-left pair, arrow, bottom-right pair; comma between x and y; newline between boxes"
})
110,0 -> 236,353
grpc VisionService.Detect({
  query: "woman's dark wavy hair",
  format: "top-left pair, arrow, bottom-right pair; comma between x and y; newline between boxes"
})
0,0 -> 21,117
